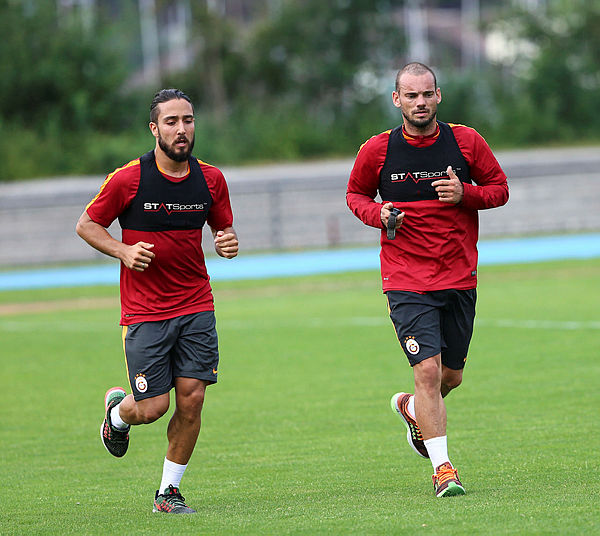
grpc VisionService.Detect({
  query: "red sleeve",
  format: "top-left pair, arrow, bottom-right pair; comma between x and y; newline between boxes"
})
200,161 -> 234,230
450,124 -> 509,210
86,160 -> 140,227
346,132 -> 390,229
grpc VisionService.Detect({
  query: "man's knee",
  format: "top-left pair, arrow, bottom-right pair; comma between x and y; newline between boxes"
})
137,397 -> 170,424
179,388 -> 206,417
441,368 -> 463,395
174,381 -> 207,423
413,355 -> 442,390
185,387 -> 206,410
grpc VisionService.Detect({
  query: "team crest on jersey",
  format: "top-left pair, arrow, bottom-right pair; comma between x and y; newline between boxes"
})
135,373 -> 148,393
404,336 -> 420,355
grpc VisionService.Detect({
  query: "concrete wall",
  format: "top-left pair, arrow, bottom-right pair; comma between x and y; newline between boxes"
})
1,146 -> 599,267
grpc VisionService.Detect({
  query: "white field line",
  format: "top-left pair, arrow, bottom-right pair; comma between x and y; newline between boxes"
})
221,317 -> 600,331
475,318 -> 600,330
319,317 -> 600,330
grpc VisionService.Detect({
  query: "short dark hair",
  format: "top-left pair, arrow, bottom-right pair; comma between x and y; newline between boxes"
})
395,62 -> 437,92
149,88 -> 193,123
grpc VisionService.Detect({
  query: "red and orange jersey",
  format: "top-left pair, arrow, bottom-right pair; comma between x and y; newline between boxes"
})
86,153 -> 234,325
347,121 -> 508,293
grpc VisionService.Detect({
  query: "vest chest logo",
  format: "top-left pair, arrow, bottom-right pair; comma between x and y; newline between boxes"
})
143,202 -> 208,215
390,167 -> 463,183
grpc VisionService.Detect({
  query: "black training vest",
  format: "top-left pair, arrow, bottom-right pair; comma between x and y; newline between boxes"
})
379,121 -> 471,202
119,151 -> 212,231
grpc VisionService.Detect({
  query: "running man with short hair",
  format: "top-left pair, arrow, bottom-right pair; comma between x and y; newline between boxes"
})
77,88 -> 239,513
346,63 -> 508,497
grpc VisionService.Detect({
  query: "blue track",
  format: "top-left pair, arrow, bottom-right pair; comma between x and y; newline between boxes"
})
1,233 -> 599,291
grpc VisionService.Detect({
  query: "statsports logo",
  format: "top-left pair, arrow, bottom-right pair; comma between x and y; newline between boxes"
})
143,202 -> 207,214
390,168 -> 461,183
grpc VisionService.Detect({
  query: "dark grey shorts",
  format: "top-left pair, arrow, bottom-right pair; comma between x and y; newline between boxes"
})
386,289 -> 476,370
122,311 -> 219,401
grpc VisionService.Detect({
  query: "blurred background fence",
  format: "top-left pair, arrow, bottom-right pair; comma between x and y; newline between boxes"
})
1,145 -> 599,268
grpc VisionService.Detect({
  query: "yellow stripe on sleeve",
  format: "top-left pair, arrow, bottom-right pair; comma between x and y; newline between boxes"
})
356,130 -> 392,156
196,158 -> 216,168
85,158 -> 140,211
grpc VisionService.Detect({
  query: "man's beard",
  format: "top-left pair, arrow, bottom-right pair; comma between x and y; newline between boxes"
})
402,109 -> 436,130
158,132 -> 195,162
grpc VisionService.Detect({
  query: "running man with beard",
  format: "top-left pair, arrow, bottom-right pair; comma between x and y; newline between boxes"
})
346,63 -> 508,497
76,88 -> 239,513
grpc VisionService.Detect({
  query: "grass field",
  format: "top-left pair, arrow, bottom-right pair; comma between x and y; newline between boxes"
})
1,259 -> 599,535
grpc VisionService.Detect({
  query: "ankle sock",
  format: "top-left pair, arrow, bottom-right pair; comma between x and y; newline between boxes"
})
159,458 -> 187,494
424,435 -> 451,471
110,403 -> 128,430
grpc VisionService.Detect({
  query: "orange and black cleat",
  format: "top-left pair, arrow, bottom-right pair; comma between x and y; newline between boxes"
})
432,462 -> 466,497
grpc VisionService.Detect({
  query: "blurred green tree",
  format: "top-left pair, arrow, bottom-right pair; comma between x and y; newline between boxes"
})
0,1 -> 136,133
161,0 -> 404,164
248,0 -> 402,117
486,0 -> 600,144
0,1 -> 151,179
2,0 -> 598,180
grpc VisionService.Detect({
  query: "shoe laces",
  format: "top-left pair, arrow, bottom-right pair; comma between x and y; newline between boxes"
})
164,485 -> 188,507
434,464 -> 458,486
107,422 -> 129,440
399,398 -> 424,441
408,421 -> 424,442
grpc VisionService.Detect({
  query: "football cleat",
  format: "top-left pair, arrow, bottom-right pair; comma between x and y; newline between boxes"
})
153,485 -> 197,514
432,462 -> 466,497
100,387 -> 130,458
390,392 -> 429,458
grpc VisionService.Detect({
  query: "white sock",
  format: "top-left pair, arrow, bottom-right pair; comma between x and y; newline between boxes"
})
407,395 -> 416,421
159,458 -> 187,494
110,403 -> 128,430
424,436 -> 451,471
